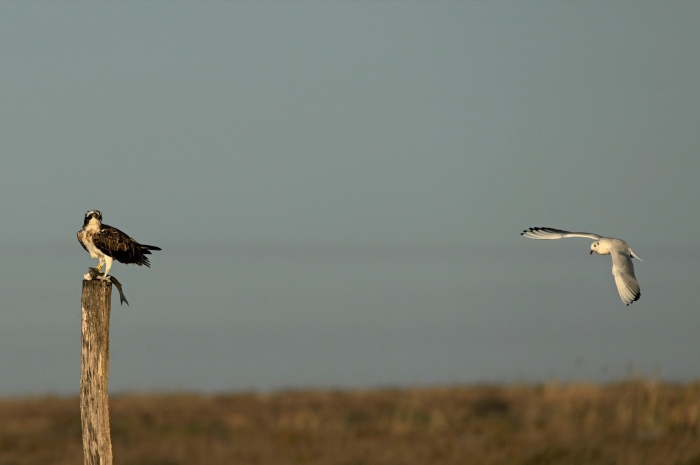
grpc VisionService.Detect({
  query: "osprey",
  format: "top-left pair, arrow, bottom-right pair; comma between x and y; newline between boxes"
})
77,210 -> 161,280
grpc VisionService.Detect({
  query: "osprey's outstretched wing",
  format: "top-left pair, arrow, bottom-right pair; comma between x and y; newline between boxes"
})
92,224 -> 161,267
521,227 -> 602,240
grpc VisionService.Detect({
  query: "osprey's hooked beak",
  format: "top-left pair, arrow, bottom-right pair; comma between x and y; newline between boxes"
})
590,250 -> 594,255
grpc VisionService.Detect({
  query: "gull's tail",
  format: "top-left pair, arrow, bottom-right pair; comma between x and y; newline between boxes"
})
630,248 -> 642,261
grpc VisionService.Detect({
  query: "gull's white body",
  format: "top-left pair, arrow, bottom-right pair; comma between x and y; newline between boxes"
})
521,227 -> 642,306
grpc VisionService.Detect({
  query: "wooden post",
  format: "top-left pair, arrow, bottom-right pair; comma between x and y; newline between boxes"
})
80,279 -> 113,465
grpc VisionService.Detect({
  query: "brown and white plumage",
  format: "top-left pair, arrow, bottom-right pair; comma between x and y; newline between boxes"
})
77,210 -> 161,279
521,227 -> 642,306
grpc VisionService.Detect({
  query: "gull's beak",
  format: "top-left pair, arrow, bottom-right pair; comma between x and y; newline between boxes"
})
590,250 -> 594,255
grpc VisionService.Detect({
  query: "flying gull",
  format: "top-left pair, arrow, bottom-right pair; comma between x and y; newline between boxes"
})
521,227 -> 642,305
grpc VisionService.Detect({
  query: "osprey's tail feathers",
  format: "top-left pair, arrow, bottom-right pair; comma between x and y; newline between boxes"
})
140,244 -> 161,255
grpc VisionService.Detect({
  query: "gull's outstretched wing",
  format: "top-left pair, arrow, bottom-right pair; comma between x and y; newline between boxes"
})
611,250 -> 641,306
521,227 -> 602,240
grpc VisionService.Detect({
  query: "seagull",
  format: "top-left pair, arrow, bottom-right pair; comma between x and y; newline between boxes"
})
521,227 -> 642,306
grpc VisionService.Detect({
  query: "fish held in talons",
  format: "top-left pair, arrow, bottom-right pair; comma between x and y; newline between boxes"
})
84,267 -> 130,306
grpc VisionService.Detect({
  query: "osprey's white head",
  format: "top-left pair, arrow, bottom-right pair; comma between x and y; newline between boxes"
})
83,210 -> 103,228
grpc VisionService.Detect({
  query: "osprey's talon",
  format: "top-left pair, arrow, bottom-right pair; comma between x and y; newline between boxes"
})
95,264 -> 103,272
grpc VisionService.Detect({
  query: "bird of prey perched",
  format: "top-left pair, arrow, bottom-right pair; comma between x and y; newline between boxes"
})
77,210 -> 161,280
521,227 -> 642,306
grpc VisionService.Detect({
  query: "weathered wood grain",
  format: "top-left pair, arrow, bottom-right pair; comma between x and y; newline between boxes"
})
80,280 -> 113,465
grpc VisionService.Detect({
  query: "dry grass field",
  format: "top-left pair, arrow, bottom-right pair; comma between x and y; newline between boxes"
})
0,380 -> 699,465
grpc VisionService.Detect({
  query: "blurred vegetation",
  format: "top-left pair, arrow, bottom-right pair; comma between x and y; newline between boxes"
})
0,380 -> 699,464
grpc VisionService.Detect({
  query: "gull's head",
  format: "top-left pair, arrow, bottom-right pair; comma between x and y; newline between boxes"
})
590,240 -> 610,256
83,210 -> 103,227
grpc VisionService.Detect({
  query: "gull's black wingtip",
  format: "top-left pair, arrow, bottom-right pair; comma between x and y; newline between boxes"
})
626,291 -> 641,306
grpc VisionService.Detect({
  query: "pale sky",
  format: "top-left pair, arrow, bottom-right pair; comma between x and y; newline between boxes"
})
1,1 -> 698,248
0,2 -> 698,394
